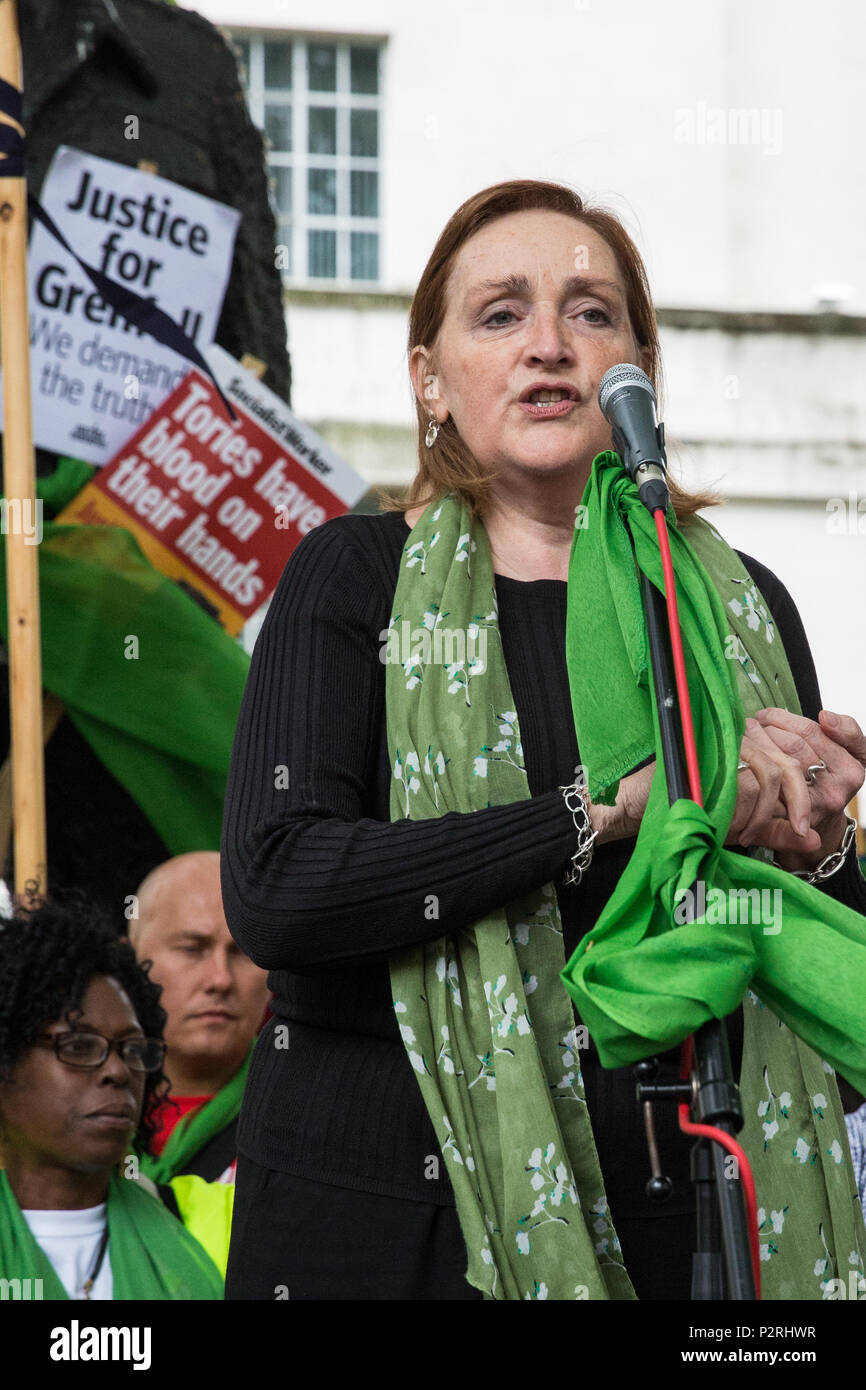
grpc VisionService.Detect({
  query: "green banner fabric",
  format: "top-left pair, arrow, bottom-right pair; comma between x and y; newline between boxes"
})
0,1168 -> 223,1299
560,452 -> 866,1083
0,462 -> 250,853
561,450 -> 866,1297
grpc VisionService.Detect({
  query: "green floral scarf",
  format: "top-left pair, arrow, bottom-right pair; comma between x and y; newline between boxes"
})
386,453 -> 866,1300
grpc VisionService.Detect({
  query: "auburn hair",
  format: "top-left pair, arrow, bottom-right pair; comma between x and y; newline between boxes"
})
376,178 -> 719,522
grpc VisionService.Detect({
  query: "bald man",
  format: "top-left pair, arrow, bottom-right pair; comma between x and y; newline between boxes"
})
128,852 -> 269,1184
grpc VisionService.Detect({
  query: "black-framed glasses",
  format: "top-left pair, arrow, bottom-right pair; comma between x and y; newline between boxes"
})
36,1031 -> 166,1073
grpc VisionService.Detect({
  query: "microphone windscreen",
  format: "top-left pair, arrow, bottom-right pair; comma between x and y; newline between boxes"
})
598,363 -> 656,419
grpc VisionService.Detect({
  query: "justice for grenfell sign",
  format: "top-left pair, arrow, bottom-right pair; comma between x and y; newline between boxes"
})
0,146 -> 239,465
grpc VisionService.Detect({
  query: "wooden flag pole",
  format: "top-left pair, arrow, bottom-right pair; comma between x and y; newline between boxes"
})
0,0 -> 47,908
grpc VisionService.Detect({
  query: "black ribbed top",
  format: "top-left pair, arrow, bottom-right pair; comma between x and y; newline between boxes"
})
220,508 -> 866,1213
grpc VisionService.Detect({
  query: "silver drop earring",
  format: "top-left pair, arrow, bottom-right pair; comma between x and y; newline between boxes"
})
425,413 -> 440,448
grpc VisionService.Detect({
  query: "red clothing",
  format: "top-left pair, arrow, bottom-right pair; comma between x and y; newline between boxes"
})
149,1093 -> 212,1156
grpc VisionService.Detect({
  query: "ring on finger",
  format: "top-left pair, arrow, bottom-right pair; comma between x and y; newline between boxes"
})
737,759 -> 750,772
804,761 -> 826,785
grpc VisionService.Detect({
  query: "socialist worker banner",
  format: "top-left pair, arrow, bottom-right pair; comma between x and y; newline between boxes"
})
57,345 -> 368,634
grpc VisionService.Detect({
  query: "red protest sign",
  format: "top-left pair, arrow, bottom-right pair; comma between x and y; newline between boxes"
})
58,345 -> 368,632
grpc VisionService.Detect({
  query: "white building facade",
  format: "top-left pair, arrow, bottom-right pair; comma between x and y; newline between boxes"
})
190,0 -> 866,814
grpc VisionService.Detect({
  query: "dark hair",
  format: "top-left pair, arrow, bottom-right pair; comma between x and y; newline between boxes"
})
0,887 -> 167,1155
377,177 -> 720,521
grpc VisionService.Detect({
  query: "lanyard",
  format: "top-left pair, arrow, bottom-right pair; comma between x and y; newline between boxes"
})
81,1223 -> 110,1300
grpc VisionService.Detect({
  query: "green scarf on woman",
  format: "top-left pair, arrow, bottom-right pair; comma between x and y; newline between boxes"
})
386,451 -> 866,1301
0,1169 -> 223,1299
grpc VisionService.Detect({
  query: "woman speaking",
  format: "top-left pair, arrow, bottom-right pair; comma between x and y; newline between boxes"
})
220,179 -> 866,1301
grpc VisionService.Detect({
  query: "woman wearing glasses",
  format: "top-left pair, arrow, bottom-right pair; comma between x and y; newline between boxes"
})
0,892 -> 224,1299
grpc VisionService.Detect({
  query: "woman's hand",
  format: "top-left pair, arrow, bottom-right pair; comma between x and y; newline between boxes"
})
732,708 -> 866,871
585,706 -> 865,865
587,760 -> 655,844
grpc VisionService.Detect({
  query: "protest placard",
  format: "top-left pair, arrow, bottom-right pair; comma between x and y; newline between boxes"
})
1,146 -> 239,465
57,345 -> 369,634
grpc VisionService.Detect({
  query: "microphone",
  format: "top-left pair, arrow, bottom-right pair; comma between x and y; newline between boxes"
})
598,364 -> 670,513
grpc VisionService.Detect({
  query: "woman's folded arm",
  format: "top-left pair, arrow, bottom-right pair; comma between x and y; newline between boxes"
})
220,516 -> 577,971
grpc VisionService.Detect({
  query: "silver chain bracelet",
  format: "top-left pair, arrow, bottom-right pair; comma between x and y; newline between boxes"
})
772,812 -> 858,885
558,779 -> 599,886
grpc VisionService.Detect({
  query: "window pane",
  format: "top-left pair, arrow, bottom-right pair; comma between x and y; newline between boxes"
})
351,232 -> 378,281
308,107 -> 337,155
264,104 -> 292,151
269,166 -> 292,214
265,41 -> 293,90
308,43 -> 336,91
231,36 -> 250,83
350,169 -> 378,218
350,46 -> 378,94
350,109 -> 378,157
307,168 -> 336,215
308,229 -> 336,278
